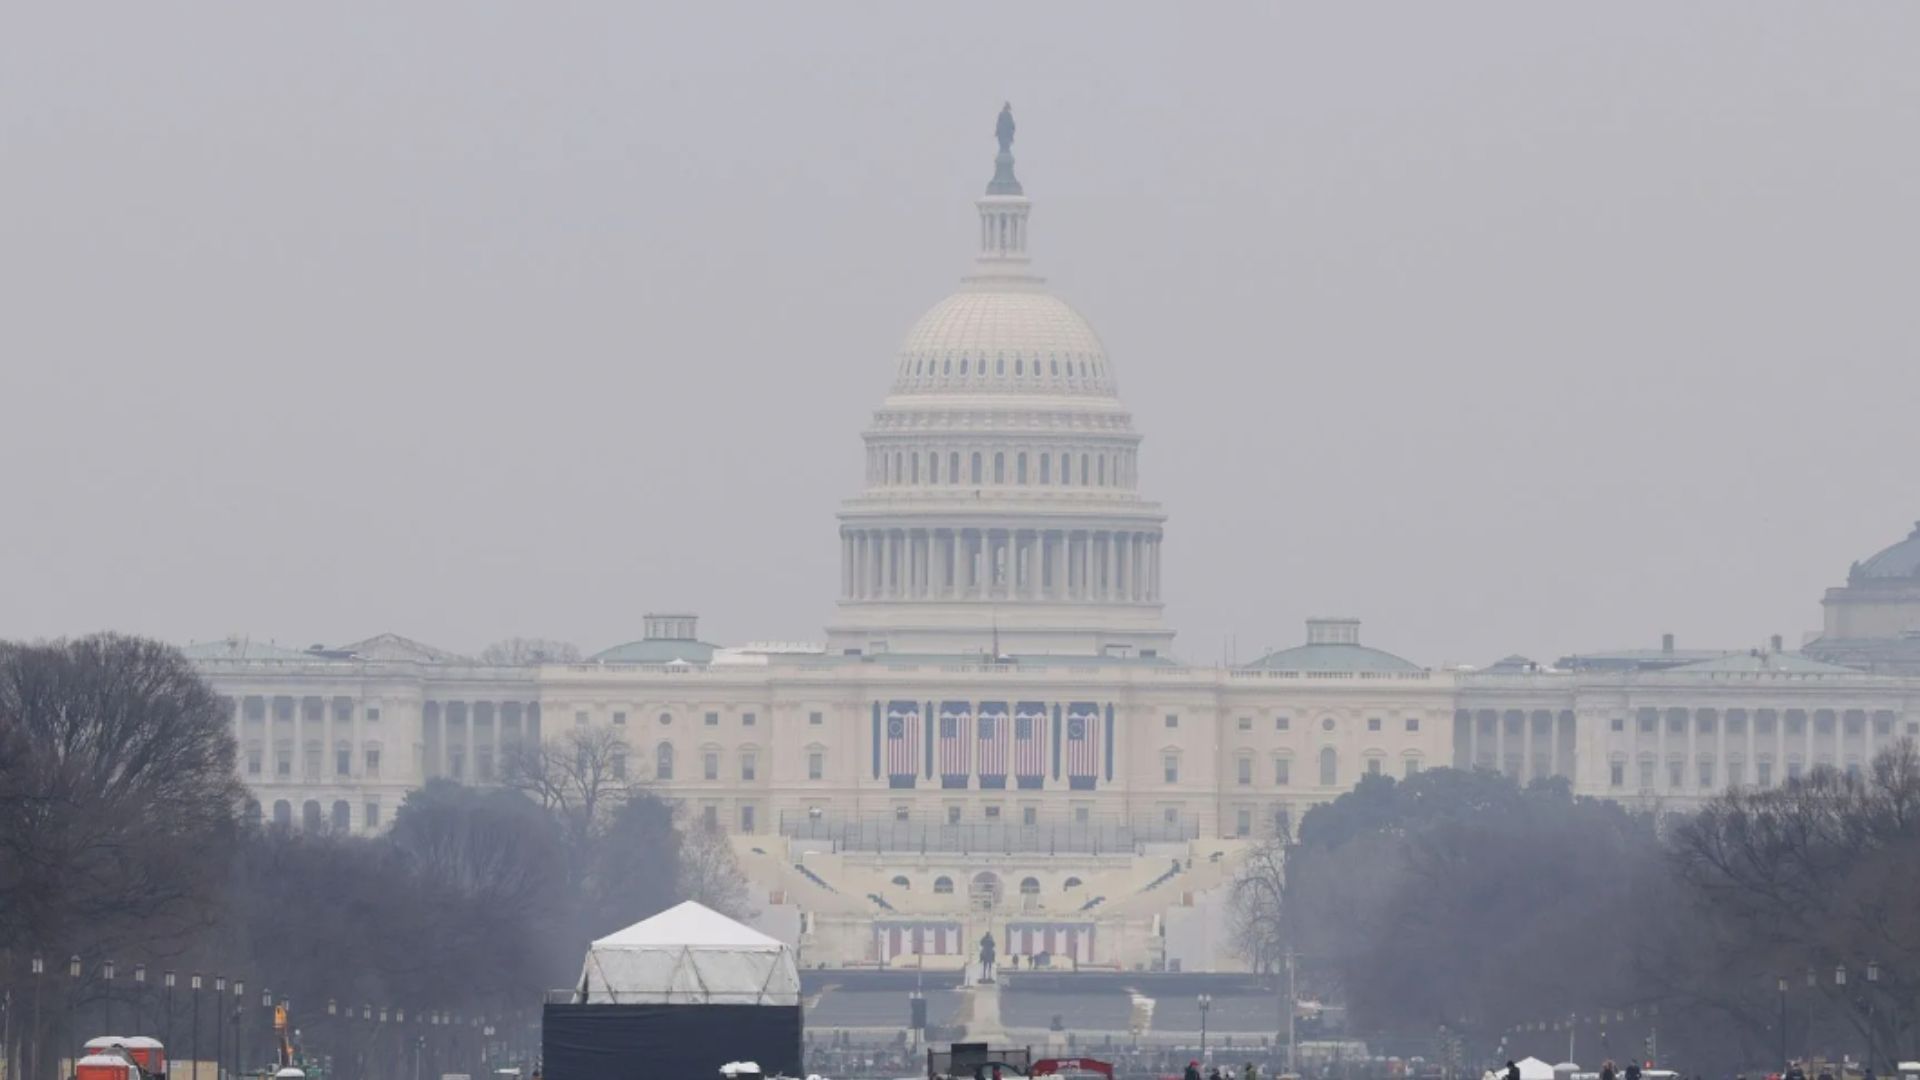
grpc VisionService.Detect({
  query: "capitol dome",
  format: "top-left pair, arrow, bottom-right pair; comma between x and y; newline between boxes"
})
828,105 -> 1172,660
890,289 -> 1117,397
1851,522 -> 1920,581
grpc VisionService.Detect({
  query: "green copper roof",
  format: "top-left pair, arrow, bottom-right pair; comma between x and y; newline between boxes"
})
590,638 -> 719,664
1670,651 -> 1858,675
1241,642 -> 1421,674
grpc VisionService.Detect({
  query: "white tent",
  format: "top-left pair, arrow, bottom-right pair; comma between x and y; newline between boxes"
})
1517,1058 -> 1556,1080
577,901 -> 801,1006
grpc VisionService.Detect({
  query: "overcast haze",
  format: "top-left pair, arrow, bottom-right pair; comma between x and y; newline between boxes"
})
4,4 -> 1918,666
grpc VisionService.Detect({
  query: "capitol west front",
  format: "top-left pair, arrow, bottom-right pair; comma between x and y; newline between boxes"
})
187,115 -> 1920,972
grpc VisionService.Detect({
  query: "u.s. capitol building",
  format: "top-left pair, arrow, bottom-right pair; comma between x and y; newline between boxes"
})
187,110 -> 1920,972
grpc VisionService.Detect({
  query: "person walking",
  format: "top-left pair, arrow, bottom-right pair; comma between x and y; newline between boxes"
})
1507,1062 -> 1521,1080
1244,1062 -> 1258,1080
1185,1060 -> 1202,1080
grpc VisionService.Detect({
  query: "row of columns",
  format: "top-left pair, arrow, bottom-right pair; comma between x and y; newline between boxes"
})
868,446 -> 1137,490
841,527 -> 1161,603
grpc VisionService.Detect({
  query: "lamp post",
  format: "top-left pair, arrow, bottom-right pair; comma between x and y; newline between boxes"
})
190,975 -> 203,1080
164,973 -> 177,1062
1198,994 -> 1212,1059
104,960 -> 116,1034
29,956 -> 43,1080
214,977 -> 225,1080
134,965 -> 147,1035
232,980 -> 244,1080
1777,977 -> 1789,1069
264,991 -> 274,1073
68,956 -> 81,1079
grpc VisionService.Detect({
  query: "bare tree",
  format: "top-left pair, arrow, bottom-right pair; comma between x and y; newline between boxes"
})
677,815 -> 754,920
1229,830 -> 1289,974
502,725 -> 635,888
479,637 -> 583,665
0,634 -> 246,954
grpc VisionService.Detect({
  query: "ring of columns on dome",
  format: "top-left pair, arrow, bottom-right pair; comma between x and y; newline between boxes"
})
839,526 -> 1162,604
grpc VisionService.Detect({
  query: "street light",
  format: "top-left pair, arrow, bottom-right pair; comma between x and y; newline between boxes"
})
105,960 -> 116,1033
191,974 -> 203,1080
232,979 -> 245,1080
1198,993 -> 1213,1058
1777,976 -> 1789,1069
1836,966 -> 1848,987
165,972 -> 177,1057
134,965 -> 147,1034
29,957 -> 44,1080
214,976 -> 226,1080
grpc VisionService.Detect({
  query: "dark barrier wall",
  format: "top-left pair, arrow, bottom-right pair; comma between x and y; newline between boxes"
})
543,1003 -> 803,1080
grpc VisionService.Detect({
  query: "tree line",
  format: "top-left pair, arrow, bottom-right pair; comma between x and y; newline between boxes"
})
0,633 -> 747,1080
1233,745 -> 1920,1074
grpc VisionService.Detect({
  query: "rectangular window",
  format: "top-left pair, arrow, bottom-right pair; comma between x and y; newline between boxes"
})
1163,754 -> 1179,783
740,752 -> 757,781
705,712 -> 719,726
704,752 -> 719,781
743,712 -> 756,727
611,753 -> 627,781
1404,758 -> 1421,778
1237,758 -> 1252,785
947,805 -> 961,825
1162,806 -> 1179,825
1787,714 -> 1806,735
808,752 -> 824,781
365,748 -> 381,778
809,711 -> 824,726
1610,761 -> 1625,787
1639,713 -> 1657,734
1610,717 -> 1624,732
1668,714 -> 1687,734
1235,809 -> 1252,837
702,805 -> 719,830
1758,713 -> 1778,735
1638,759 -> 1654,788
276,750 -> 292,778
985,804 -> 1001,820
1367,758 -> 1382,775
1237,717 -> 1252,731
1699,715 -> 1717,734
1728,761 -> 1745,786
1073,805 -> 1090,825
336,749 -> 351,776
247,750 -> 263,777
366,707 -> 380,723
1788,761 -> 1804,781
1728,714 -> 1747,735
1275,717 -> 1290,732
1405,717 -> 1420,732
740,805 -> 755,834
613,711 -> 627,726
1275,758 -> 1290,786
894,805 -> 910,822
1023,806 -> 1038,826
1367,717 -> 1382,732
365,801 -> 381,828
304,748 -> 321,779
449,750 -> 465,781
1164,714 -> 1179,729
574,710 -> 588,728
1698,760 -> 1714,787
1757,761 -> 1774,787
1667,760 -> 1683,789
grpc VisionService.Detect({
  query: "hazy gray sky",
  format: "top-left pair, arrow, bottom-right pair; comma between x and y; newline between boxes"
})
5,4 -> 1918,666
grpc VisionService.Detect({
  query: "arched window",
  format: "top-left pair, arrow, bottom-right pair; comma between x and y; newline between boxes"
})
949,451 -> 961,484
1098,456 -> 1107,486
893,452 -> 904,485
971,453 -> 983,484
272,800 -> 292,827
934,876 -> 954,894
658,712 -> 672,726
930,453 -> 941,484
244,799 -> 263,828
994,453 -> 1005,484
911,453 -> 920,484
891,875 -> 911,889
657,742 -> 675,780
1016,452 -> 1028,484
1081,454 -> 1091,485
1063,876 -> 1083,890
331,800 -> 351,832
960,358 -> 969,375
1319,747 -> 1338,787
1019,876 -> 1040,895
1040,454 -> 1051,485
301,800 -> 323,831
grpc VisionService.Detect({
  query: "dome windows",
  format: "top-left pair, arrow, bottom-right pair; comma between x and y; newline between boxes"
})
960,358 -> 969,376
997,357 -> 1005,375
1015,359 -> 1024,375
